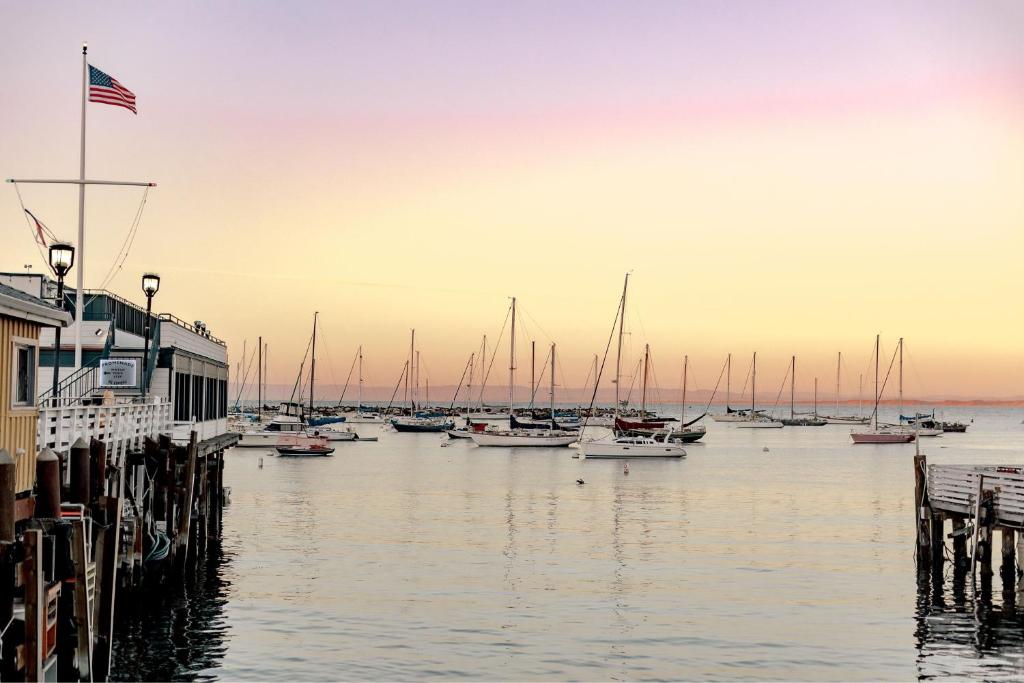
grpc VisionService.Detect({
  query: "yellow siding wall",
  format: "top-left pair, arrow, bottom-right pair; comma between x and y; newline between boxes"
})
0,315 -> 41,493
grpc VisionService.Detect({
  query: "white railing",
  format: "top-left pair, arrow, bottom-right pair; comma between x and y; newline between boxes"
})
37,397 -> 172,467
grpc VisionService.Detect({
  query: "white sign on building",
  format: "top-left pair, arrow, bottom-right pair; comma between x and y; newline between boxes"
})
99,358 -> 139,388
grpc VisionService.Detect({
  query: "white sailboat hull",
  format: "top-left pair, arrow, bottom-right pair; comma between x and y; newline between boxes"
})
711,413 -> 750,423
735,420 -> 784,429
824,416 -> 870,425
470,431 -> 578,447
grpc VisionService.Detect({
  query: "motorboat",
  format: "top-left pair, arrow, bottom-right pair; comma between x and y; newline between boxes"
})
275,436 -> 335,456
236,405 -> 306,448
580,433 -> 686,459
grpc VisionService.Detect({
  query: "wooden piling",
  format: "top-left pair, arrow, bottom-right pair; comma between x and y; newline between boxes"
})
0,449 -> 15,543
24,529 -> 43,682
949,516 -> 967,568
90,438 -> 107,503
35,448 -> 61,518
70,519 -> 93,682
930,512 -> 945,572
92,496 -> 122,682
1001,528 -> 1016,590
69,436 -> 91,506
175,432 -> 199,573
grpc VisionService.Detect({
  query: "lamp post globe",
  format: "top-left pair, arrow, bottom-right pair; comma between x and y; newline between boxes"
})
48,242 -> 75,278
142,273 -> 160,297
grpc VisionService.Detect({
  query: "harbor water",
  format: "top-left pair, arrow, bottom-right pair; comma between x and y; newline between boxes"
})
112,407 -> 1024,681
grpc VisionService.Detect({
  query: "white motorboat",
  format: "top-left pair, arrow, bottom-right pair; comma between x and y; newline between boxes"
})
236,407 -> 305,448
580,434 -> 686,459
310,427 -> 357,442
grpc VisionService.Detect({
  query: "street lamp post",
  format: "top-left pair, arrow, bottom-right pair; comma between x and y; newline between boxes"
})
141,273 -> 160,399
47,243 -> 75,403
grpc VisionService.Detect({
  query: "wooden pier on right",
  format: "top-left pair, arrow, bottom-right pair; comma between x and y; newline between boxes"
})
915,454 -> 1024,591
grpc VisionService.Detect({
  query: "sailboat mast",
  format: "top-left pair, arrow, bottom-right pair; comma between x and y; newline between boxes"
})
814,377 -> 818,418
873,334 -> 880,430
357,345 -> 363,409
752,352 -> 757,415
257,337 -> 262,420
790,355 -> 795,419
309,312 -> 318,414
416,350 -> 421,408
407,329 -> 413,411
899,337 -> 904,424
682,355 -> 688,423
726,352 -> 731,410
530,340 -> 536,409
264,342 -> 268,408
835,351 -> 841,415
467,352 -> 474,413
479,334 -> 487,408
550,342 -> 556,418
641,343 -> 650,416
509,297 -> 516,416
859,373 -> 863,418
614,274 -> 629,413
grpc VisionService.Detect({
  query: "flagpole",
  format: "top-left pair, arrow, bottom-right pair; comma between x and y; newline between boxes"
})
74,42 -> 88,370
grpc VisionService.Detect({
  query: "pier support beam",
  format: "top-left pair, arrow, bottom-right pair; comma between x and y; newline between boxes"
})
914,455 -> 932,570
1001,528 -> 1016,591
951,517 -> 969,569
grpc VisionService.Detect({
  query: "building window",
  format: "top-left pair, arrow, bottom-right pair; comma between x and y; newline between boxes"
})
12,341 -> 37,407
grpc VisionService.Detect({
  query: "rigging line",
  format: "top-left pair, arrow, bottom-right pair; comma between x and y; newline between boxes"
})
527,347 -> 552,408
770,360 -> 792,416
580,283 -> 625,431
232,344 -> 259,409
336,347 -> 359,406
701,355 -> 730,414
518,305 -> 554,345
383,361 -> 409,415
622,357 -> 642,406
647,347 -> 664,407
12,182 -> 50,266
97,186 -> 150,291
449,354 -> 474,409
577,357 -> 595,408
479,301 -> 512,405
737,354 -> 754,403
288,330 -> 315,405
875,341 -> 901,420
314,317 -> 339,391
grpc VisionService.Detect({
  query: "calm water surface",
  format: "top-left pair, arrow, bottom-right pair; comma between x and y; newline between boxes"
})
112,407 -> 1024,681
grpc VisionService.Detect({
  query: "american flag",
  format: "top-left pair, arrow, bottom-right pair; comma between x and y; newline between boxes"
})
88,65 -> 136,114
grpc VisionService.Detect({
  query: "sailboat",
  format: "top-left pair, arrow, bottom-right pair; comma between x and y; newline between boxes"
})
345,346 -> 384,423
780,357 -> 826,426
710,353 -> 751,422
579,275 -> 686,459
616,352 -> 705,442
735,352 -> 783,428
823,352 -> 870,425
851,335 -> 915,444
471,300 -> 578,447
392,329 -> 455,432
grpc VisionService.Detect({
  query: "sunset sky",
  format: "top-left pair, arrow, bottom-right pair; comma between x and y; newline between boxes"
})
1,1 -> 1022,399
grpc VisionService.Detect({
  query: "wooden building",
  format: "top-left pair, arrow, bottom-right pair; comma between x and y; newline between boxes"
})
0,282 -> 70,493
